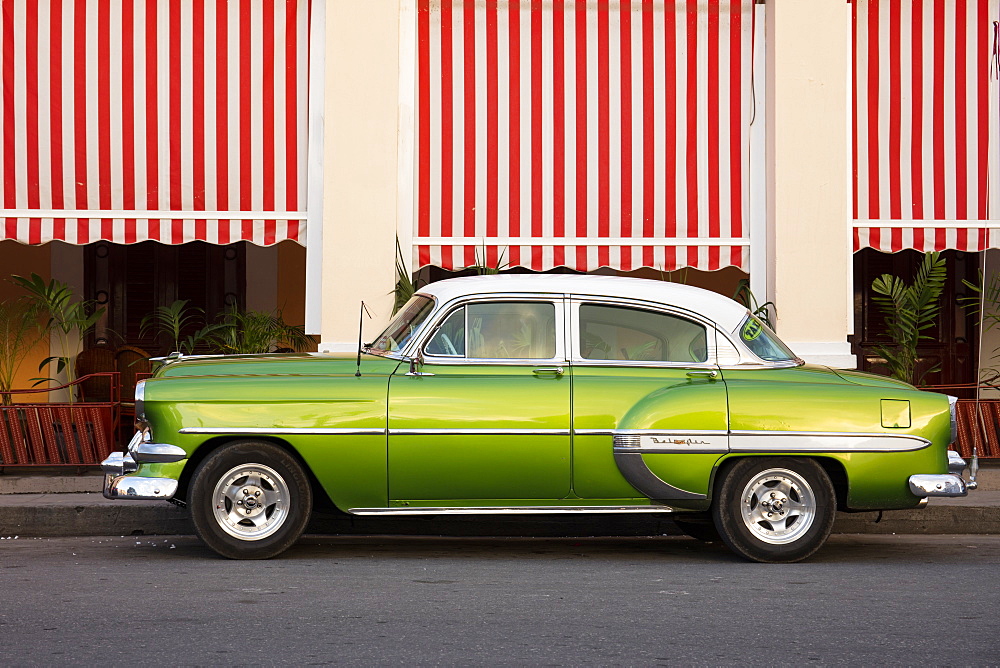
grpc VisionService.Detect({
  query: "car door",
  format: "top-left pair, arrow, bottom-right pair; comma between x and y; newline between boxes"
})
387,297 -> 571,505
569,298 -> 731,503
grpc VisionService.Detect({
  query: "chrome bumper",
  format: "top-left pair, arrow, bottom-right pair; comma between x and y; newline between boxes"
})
908,450 -> 979,498
908,473 -> 968,497
101,431 -> 186,501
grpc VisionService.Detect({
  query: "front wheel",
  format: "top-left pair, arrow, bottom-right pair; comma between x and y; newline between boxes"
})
712,457 -> 836,563
189,440 -> 313,559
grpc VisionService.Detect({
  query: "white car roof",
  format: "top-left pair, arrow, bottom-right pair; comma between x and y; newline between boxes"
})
417,274 -> 751,333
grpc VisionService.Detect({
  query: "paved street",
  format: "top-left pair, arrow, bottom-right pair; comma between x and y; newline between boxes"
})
1,534 -> 997,666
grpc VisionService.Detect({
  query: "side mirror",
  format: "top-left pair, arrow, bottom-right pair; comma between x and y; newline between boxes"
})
405,353 -> 435,377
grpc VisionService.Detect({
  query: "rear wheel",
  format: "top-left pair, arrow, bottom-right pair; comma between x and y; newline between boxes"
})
189,440 -> 312,559
712,457 -> 835,563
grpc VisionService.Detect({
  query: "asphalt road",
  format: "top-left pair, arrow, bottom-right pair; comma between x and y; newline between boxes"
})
1,534 -> 998,666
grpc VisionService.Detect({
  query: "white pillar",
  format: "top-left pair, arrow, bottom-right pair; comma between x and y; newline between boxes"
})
317,0 -> 403,352
304,0 -> 327,336
766,0 -> 855,368
748,6 -> 768,311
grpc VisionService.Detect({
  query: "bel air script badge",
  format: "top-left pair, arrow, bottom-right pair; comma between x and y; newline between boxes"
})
637,434 -> 727,453
650,437 -> 711,446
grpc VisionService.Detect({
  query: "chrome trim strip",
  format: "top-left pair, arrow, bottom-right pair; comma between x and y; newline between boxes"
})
133,442 -> 187,464
729,429 -> 921,438
388,428 -> 571,436
421,356 -> 570,367
613,451 -> 707,501
618,429 -> 729,436
347,505 -> 674,516
180,427 -> 573,437
575,429 -> 729,437
569,360 -> 722,370
548,428 -> 927,454
721,360 -> 803,370
729,431 -> 930,452
177,427 -> 387,436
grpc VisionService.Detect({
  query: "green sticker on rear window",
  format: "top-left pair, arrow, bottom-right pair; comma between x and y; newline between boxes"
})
741,318 -> 762,341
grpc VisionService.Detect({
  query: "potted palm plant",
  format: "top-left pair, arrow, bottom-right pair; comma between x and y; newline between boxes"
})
11,273 -> 104,390
870,251 -> 947,385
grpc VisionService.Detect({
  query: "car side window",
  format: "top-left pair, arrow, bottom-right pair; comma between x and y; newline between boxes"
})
578,303 -> 708,363
426,301 -> 556,360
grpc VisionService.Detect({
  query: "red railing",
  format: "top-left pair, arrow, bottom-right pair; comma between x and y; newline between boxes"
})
921,384 -> 1000,458
952,400 -> 1000,459
0,373 -> 120,467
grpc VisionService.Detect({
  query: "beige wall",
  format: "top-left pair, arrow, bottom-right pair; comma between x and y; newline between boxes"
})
766,0 -> 855,368
311,0 -> 858,363
317,0 -> 402,351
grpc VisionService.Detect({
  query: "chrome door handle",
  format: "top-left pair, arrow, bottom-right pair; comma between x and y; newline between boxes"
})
686,370 -> 718,379
533,366 -> 565,376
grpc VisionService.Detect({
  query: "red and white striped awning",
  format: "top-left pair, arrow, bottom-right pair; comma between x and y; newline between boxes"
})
415,0 -> 754,273
0,0 -> 309,247
853,0 -> 1000,253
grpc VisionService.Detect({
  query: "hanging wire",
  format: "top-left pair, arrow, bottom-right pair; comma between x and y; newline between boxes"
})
992,22 -> 999,82
974,22 -> 1000,460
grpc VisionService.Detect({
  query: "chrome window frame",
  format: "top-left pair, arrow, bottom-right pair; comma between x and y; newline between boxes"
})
407,293 -> 568,367
384,288 -> 803,371
567,295 -> 800,370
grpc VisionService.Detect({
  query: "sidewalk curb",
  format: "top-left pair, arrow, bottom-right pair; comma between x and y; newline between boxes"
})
0,495 -> 996,538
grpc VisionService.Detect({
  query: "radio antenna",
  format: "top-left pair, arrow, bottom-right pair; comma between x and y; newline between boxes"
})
355,301 -> 373,377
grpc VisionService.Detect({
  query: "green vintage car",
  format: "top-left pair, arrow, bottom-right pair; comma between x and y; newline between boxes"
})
102,275 -> 977,562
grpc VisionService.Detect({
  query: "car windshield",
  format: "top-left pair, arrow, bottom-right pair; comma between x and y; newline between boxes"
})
368,295 -> 435,354
736,315 -> 798,362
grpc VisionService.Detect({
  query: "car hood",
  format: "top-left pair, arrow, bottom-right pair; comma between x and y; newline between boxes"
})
155,351 -> 401,378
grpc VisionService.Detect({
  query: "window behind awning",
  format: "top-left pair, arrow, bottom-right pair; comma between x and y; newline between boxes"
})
852,0 -> 1000,253
0,0 -> 310,246
414,0 -> 755,273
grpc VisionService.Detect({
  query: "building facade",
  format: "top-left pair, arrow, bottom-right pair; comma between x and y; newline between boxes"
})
2,0 -> 998,389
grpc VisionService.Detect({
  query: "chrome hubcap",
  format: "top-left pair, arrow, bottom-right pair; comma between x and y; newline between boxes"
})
211,464 -> 290,541
740,468 -> 816,545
